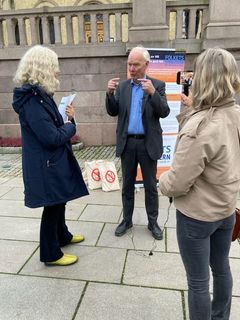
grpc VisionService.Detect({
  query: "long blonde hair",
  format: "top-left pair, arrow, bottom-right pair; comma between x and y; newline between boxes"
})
13,45 -> 60,95
191,48 -> 240,109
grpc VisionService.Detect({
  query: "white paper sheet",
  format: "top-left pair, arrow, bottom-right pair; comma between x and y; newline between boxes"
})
58,93 -> 76,122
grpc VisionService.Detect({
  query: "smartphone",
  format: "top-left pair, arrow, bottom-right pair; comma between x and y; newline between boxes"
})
176,71 -> 194,96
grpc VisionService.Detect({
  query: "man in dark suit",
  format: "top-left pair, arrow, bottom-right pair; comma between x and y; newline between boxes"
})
106,46 -> 170,240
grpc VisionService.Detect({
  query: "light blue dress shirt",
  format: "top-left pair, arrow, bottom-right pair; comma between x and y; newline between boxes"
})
127,80 -> 145,134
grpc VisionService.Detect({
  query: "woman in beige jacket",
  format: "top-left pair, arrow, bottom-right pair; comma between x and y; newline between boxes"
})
159,48 -> 240,320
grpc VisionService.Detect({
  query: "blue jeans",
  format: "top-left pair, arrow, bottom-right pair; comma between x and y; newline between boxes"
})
176,210 -> 235,320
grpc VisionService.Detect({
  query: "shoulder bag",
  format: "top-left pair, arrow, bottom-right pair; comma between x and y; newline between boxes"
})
232,208 -> 240,241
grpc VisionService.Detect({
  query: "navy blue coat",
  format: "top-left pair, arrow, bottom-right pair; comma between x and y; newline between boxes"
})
12,84 -> 88,208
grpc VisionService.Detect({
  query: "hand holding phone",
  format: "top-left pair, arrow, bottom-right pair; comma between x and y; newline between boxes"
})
176,71 -> 193,96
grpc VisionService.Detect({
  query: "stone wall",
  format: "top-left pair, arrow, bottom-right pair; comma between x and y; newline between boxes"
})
2,0 -> 131,10
1,0 -> 240,146
0,50 -> 128,146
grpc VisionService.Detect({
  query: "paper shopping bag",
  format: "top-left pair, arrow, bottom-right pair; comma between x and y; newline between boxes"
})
98,161 -> 120,192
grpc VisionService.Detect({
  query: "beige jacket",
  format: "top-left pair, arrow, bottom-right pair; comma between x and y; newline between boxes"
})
159,98 -> 240,221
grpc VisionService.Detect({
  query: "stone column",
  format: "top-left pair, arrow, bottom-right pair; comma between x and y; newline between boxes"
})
65,15 -> 74,44
41,16 -> 50,44
203,0 -> 240,49
18,17 -> 27,46
90,13 -> 96,43
0,21 -> 4,47
53,15 -> 61,44
128,0 -> 168,45
78,14 -> 85,43
115,12 -> 121,42
103,13 -> 109,42
2,0 -> 11,10
5,18 -> 15,46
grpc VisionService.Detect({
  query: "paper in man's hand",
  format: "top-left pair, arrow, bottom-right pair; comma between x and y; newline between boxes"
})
58,93 -> 76,122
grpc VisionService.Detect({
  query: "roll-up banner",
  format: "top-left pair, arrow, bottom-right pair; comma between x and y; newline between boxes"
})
135,49 -> 185,186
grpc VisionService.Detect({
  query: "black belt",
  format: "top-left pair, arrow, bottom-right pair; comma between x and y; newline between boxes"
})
128,134 -> 145,139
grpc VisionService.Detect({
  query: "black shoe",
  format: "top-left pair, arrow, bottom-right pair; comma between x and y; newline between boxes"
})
148,222 -> 163,240
115,220 -> 133,237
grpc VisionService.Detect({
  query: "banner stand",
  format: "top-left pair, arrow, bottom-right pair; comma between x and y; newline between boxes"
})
135,48 -> 185,187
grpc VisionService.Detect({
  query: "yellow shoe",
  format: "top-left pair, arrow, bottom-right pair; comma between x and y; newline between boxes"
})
71,234 -> 85,244
45,254 -> 78,266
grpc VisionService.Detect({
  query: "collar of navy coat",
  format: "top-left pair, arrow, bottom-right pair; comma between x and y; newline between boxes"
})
13,84 -> 64,126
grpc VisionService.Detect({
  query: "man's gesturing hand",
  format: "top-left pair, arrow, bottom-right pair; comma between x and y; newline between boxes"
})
107,78 -> 120,95
138,79 -> 155,96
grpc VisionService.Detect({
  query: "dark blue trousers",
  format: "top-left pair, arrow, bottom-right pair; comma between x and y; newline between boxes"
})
40,203 -> 73,262
177,210 -> 235,320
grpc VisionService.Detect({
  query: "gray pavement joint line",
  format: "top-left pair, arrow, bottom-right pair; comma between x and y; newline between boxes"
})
120,248 -> 130,285
86,280 -> 188,292
17,245 -> 40,274
0,215 -> 41,220
122,250 -> 185,285
0,238 -> 39,244
126,202 -> 171,256
180,290 -> 187,320
165,228 -> 168,253
117,207 -> 123,224
71,281 -> 89,320
94,222 -> 107,246
75,203 -> 88,220
127,228 -> 157,258
0,185 -> 15,197
0,271 -> 188,293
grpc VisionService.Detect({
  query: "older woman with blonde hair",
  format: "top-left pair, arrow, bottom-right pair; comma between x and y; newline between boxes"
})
12,45 -> 88,266
159,48 -> 240,319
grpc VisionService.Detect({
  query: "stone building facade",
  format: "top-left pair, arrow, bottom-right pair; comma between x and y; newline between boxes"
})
0,0 -> 240,146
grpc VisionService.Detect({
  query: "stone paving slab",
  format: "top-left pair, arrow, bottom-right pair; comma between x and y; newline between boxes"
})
0,200 -> 86,220
0,216 -> 40,241
230,241 -> 240,258
63,221 -> 104,246
65,202 -> 87,220
0,240 -> 38,273
166,227 -> 179,253
0,185 -> 14,197
124,250 -> 187,290
79,204 -> 122,223
0,177 -> 11,184
97,223 -> 165,252
0,274 -> 85,320
0,186 -> 24,200
124,207 -> 177,227
0,200 -> 42,218
229,259 -> 240,296
184,292 -> 240,320
75,189 -> 122,206
76,282 -> 185,320
0,216 -> 103,246
21,246 -> 127,284
229,297 -> 240,320
0,149 -> 239,320
0,177 -> 24,187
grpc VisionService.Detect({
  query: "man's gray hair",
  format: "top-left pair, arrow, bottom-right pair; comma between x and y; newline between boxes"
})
130,46 -> 150,62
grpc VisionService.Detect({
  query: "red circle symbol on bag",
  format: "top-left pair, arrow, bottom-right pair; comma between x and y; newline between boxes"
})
91,168 -> 101,181
105,170 -> 115,183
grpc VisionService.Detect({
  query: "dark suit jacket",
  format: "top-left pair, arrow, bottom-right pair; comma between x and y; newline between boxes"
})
106,76 -> 170,160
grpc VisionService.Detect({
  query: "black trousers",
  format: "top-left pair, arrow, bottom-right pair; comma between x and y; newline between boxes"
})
40,203 -> 73,262
121,137 -> 159,225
